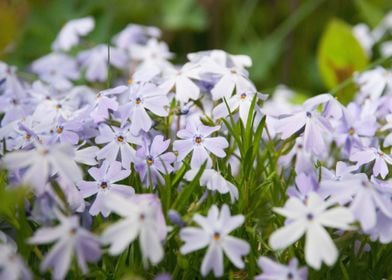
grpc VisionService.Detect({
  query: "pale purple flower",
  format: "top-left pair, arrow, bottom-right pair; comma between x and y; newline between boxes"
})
269,192 -> 354,269
278,137 -> 314,174
184,168 -> 239,203
0,243 -> 31,280
274,94 -> 334,156
334,102 -> 377,154
77,161 -> 134,217
78,45 -> 128,82
101,193 -> 167,265
31,53 -> 79,90
135,135 -> 175,186
52,17 -> 95,51
3,143 -> 82,194
95,124 -> 140,169
320,174 -> 392,231
118,82 -> 169,134
180,204 -> 250,277
381,114 -> 392,147
350,146 -> 392,178
90,85 -> 127,123
28,211 -> 101,280
367,209 -> 392,244
45,117 -> 81,145
113,24 -> 161,48
256,257 -> 307,280
287,172 -> 319,201
173,123 -> 228,169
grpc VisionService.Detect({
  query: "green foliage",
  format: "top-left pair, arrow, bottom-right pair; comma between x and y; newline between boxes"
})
317,18 -> 368,103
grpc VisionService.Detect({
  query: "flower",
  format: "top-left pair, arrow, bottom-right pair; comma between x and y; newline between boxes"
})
173,122 -> 228,169
255,257 -> 307,280
118,82 -> 169,134
78,45 -> 128,82
350,146 -> 392,179
31,53 -> 79,90
269,192 -> 354,269
180,204 -> 250,277
0,243 -> 31,280
101,193 -> 167,265
130,38 -> 174,71
90,85 -> 127,123
95,124 -> 140,169
77,160 -> 134,217
28,211 -> 101,280
113,24 -> 161,48
135,135 -> 176,186
184,168 -> 239,203
3,143 -> 82,194
320,174 -> 392,231
274,94 -> 333,156
160,62 -> 201,103
52,17 -> 94,51
213,88 -> 267,124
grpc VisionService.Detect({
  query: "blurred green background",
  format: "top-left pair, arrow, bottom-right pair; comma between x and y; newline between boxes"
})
1,0 -> 392,95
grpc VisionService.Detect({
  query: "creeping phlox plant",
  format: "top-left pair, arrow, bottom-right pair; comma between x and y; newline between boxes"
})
1,15 -> 392,280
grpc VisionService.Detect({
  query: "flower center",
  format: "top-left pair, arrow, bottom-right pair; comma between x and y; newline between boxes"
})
69,228 -> 77,235
348,127 -> 355,135
135,97 -> 142,105
55,104 -> 62,110
146,156 -> 154,165
139,213 -> 145,221
213,232 -> 221,240
306,213 -> 314,221
100,181 -> 108,189
56,126 -> 63,134
287,272 -> 294,279
194,136 -> 203,144
240,92 -> 247,100
25,134 -> 31,140
306,111 -> 312,118
117,136 -> 124,143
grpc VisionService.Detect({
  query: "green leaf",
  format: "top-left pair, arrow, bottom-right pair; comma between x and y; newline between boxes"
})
318,18 -> 369,104
171,162 -> 206,212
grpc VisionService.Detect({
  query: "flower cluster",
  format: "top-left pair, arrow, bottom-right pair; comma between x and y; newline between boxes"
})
1,14 -> 392,279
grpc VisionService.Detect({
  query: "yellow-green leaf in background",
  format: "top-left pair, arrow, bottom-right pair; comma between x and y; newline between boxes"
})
317,18 -> 368,103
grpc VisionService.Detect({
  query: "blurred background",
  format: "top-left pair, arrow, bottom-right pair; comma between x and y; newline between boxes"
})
1,0 -> 392,96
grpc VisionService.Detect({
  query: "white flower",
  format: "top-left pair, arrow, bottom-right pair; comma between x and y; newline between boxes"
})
160,62 -> 201,103
269,192 -> 355,270
213,88 -> 267,124
101,193 -> 167,265
52,17 -> 95,51
3,143 -> 82,194
180,204 -> 250,277
184,169 -> 239,203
